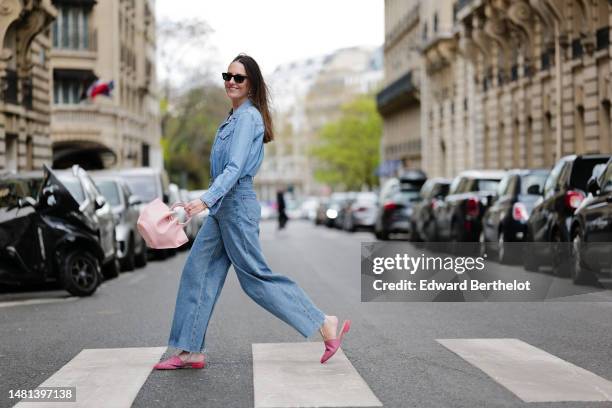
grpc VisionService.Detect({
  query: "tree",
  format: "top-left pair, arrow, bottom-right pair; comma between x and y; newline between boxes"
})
163,85 -> 230,189
309,95 -> 382,190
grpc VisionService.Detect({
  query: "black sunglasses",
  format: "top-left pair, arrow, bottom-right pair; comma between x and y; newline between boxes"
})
222,72 -> 248,84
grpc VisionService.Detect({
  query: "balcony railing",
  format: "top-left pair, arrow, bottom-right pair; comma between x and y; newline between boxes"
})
376,71 -> 417,115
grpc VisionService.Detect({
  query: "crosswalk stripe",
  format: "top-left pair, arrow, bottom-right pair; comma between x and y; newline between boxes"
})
252,342 -> 382,408
0,297 -> 78,308
13,347 -> 166,408
437,338 -> 612,402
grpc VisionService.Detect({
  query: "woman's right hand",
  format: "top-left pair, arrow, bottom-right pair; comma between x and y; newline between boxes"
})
185,199 -> 208,217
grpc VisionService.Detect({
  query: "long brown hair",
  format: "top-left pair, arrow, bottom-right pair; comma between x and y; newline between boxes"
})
232,54 -> 274,143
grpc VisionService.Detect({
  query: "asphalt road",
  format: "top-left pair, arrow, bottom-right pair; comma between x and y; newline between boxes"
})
1,219 -> 612,408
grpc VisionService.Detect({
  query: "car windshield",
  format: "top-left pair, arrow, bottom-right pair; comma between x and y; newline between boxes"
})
473,179 -> 500,192
95,180 -> 121,206
571,157 -> 611,190
122,175 -> 159,202
356,192 -> 377,203
58,175 -> 85,204
520,173 -> 548,195
394,190 -> 421,203
0,179 -> 29,208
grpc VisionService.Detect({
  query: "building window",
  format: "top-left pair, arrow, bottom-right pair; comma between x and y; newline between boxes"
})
5,134 -> 18,172
433,13 -> 439,33
53,79 -> 84,104
52,6 -> 90,50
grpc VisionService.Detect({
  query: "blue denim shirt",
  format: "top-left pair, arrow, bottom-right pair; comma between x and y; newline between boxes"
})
199,99 -> 265,215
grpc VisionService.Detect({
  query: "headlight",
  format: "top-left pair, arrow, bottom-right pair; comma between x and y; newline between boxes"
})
326,209 -> 338,219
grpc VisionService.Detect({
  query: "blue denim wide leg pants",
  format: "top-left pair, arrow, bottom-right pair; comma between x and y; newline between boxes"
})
167,177 -> 326,353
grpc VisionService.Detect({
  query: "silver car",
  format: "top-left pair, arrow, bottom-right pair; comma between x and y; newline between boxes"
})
91,175 -> 147,271
188,189 -> 210,234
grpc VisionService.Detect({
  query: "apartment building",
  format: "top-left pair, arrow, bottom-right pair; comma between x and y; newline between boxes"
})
50,0 -> 161,170
0,0 -> 56,172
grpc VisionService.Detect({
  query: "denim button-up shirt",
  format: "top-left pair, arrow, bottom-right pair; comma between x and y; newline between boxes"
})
199,99 -> 264,215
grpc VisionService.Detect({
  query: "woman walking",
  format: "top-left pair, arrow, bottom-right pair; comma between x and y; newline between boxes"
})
154,54 -> 350,370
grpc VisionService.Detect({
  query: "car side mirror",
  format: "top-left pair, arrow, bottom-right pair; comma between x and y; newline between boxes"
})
95,195 -> 106,210
18,196 -> 37,208
527,184 -> 541,195
587,176 -> 600,195
128,195 -> 142,206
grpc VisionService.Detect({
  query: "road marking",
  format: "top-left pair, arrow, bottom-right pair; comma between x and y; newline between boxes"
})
13,347 -> 166,408
437,338 -> 612,402
252,342 -> 382,408
0,297 -> 78,308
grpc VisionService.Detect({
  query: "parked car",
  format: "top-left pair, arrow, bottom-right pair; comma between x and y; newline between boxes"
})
0,166 -> 105,296
53,165 -> 119,278
342,191 -> 378,232
322,192 -> 350,228
314,197 -> 330,225
480,169 -> 549,263
410,178 -> 451,242
374,171 -> 427,240
299,196 -> 321,221
108,167 -> 173,259
524,154 -> 611,275
91,174 -> 147,271
434,170 -> 505,252
569,158 -> 612,284
333,192 -> 357,229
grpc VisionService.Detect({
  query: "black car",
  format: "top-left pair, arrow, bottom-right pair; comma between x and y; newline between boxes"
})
410,178 -> 451,242
569,158 -> 612,284
524,154 -> 611,275
374,170 -> 427,240
53,165 -> 119,278
434,170 -> 505,251
0,166 -> 106,296
480,169 -> 549,263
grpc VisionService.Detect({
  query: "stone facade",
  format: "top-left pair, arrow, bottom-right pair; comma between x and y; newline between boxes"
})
0,0 -> 57,172
421,0 -> 612,177
49,0 -> 161,170
377,0 -> 422,177
381,0 -> 612,178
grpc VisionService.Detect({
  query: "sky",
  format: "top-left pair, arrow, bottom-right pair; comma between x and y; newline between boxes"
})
156,0 -> 384,81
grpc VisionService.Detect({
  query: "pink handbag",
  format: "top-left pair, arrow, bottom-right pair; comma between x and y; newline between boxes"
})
137,198 -> 192,249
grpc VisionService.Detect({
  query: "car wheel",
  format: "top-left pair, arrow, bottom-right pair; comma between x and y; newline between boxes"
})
60,250 -> 101,297
551,228 -> 570,277
498,231 -> 509,264
135,240 -> 148,268
102,255 -> 120,279
121,235 -> 136,272
478,230 -> 487,258
571,227 -> 596,285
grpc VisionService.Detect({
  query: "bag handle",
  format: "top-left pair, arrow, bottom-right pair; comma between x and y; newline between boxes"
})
169,202 -> 192,226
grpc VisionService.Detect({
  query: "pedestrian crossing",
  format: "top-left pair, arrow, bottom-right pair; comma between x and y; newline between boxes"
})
9,339 -> 612,407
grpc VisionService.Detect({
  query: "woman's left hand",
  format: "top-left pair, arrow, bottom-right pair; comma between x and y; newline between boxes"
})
184,199 -> 207,217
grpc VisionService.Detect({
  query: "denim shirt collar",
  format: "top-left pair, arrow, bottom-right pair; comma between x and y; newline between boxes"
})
228,98 -> 253,118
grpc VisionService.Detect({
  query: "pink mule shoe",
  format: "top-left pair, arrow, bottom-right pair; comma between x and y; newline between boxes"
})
320,319 -> 351,364
154,355 -> 205,370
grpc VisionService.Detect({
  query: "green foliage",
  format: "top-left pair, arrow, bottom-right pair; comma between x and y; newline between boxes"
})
162,86 -> 229,189
309,95 -> 382,190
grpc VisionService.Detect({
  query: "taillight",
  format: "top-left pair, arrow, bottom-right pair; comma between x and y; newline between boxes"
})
466,197 -> 479,217
383,202 -> 398,211
564,190 -> 585,210
431,199 -> 441,210
512,202 -> 529,222
355,206 -> 368,212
